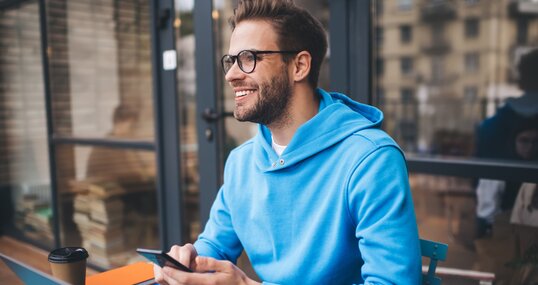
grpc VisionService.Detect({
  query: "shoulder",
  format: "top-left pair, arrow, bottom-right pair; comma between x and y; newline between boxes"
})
347,128 -> 402,155
223,138 -> 255,169
336,128 -> 405,179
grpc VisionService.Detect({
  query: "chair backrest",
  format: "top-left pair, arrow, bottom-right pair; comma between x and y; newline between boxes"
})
420,238 -> 448,285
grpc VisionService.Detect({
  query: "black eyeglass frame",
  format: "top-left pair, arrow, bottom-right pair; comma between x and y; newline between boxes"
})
221,50 -> 300,75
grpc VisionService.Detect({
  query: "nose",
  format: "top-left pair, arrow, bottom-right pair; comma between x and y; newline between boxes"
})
224,61 -> 246,82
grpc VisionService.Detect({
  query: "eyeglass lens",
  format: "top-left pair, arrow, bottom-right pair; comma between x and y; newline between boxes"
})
222,50 -> 257,74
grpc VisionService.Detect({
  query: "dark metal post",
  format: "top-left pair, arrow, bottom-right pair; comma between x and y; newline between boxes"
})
349,0 -> 372,104
150,0 -> 184,248
329,0 -> 350,95
38,0 -> 61,249
329,0 -> 372,104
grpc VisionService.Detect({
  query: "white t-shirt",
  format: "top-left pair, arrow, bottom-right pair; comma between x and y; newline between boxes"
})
271,137 -> 287,156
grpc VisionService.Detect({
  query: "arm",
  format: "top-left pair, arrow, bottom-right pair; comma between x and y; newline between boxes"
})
193,185 -> 243,262
155,186 -> 260,285
347,146 -> 421,285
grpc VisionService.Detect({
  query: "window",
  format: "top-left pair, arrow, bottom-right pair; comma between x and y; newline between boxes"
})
371,3 -> 538,283
465,18 -> 480,38
431,56 -> 444,81
401,57 -> 413,75
464,86 -> 478,102
376,58 -> 384,76
400,25 -> 412,44
401,88 -> 414,104
464,53 -> 479,73
398,0 -> 413,11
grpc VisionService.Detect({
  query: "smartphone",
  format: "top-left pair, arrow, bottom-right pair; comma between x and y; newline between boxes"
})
136,248 -> 193,273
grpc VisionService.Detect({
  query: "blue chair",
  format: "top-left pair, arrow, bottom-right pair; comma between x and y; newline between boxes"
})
420,238 -> 448,285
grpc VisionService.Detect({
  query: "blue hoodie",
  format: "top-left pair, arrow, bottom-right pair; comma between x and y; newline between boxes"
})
194,89 -> 421,285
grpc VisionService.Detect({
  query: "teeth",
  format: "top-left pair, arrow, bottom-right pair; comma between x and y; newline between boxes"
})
235,90 -> 255,97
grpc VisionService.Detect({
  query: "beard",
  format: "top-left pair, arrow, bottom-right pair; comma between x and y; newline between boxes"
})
234,66 -> 292,126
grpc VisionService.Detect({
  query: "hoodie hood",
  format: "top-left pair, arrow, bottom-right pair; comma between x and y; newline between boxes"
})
506,92 -> 538,117
253,88 -> 383,172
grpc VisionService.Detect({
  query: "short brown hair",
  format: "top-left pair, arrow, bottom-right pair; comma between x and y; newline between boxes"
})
518,48 -> 538,92
229,0 -> 328,88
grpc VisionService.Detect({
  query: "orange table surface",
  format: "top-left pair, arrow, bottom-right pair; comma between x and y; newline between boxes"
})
86,262 -> 155,285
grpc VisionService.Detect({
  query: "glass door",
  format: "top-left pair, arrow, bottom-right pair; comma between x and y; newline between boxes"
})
0,0 -> 53,247
43,0 -> 159,269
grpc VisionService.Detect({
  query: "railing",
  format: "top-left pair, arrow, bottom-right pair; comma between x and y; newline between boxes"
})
421,40 -> 451,55
420,0 -> 457,22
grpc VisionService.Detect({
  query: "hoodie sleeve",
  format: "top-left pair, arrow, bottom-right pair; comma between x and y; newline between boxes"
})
193,184 -> 243,264
346,145 -> 421,285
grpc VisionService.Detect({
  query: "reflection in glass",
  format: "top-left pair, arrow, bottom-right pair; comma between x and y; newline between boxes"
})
57,145 -> 158,269
373,0 -> 538,283
0,1 -> 53,246
46,0 -> 154,140
373,0 -> 538,160
174,0 -> 200,243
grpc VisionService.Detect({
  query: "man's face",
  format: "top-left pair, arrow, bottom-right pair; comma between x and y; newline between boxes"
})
225,20 -> 292,126
515,129 -> 538,160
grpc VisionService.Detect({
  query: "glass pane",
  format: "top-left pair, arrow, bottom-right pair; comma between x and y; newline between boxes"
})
412,173 -> 538,284
214,0 -> 331,149
173,0 -> 200,243
46,0 -> 154,140
372,0 -> 538,164
373,1 -> 538,284
56,145 -> 158,269
0,1 -> 53,247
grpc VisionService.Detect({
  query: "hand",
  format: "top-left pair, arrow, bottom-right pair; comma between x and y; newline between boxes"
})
154,243 -> 197,285
160,256 -> 260,285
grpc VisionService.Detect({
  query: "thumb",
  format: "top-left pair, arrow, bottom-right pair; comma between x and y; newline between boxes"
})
193,256 -> 233,273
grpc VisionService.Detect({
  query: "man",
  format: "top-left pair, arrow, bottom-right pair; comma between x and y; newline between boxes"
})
155,0 -> 420,284
476,48 -> 538,161
474,49 -> 538,238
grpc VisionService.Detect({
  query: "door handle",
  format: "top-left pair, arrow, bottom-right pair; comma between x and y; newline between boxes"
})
201,108 -> 233,123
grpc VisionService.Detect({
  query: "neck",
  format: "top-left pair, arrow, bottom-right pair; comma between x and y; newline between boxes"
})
268,85 -> 319,146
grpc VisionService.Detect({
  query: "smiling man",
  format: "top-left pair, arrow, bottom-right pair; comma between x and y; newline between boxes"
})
154,1 -> 421,284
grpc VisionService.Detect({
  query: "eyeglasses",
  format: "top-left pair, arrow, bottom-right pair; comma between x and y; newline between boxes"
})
221,50 -> 300,75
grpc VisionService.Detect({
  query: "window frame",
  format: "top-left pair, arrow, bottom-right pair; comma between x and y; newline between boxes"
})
465,18 -> 480,38
400,56 -> 414,75
400,25 -> 412,44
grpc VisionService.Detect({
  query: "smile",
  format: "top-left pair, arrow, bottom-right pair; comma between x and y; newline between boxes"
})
235,89 -> 256,98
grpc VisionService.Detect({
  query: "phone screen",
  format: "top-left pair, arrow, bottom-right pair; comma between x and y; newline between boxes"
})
136,248 -> 193,273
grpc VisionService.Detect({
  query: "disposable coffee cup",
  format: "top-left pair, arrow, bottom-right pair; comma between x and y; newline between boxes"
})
48,247 -> 89,285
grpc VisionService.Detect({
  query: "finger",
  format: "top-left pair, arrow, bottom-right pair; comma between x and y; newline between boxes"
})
162,266 -> 201,285
193,256 -> 235,273
153,263 -> 168,285
168,245 -> 182,260
162,266 -> 184,285
163,266 -> 216,285
178,243 -> 197,268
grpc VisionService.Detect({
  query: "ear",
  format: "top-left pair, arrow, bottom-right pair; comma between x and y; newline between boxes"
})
291,51 -> 312,83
